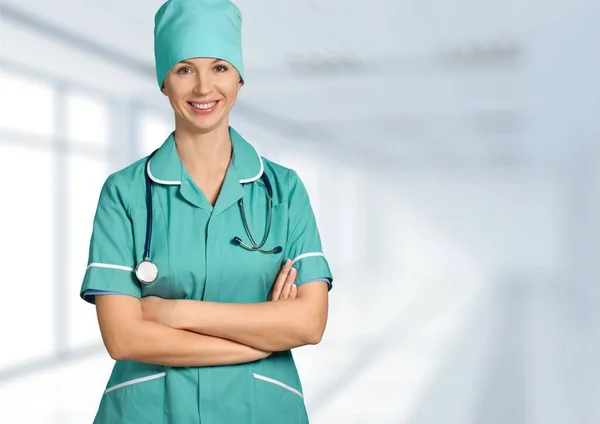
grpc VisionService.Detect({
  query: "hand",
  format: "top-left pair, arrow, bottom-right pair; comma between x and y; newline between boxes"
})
268,259 -> 298,301
140,296 -> 178,328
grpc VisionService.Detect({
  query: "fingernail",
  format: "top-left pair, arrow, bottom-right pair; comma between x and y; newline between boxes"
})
290,267 -> 296,273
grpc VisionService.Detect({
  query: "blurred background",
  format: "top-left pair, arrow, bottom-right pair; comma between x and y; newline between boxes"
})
1,0 -> 600,423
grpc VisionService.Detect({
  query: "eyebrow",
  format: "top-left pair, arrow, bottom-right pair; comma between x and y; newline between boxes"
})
179,59 -> 223,65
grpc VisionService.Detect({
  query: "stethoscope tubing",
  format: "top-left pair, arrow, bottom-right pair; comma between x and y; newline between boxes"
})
138,149 -> 281,284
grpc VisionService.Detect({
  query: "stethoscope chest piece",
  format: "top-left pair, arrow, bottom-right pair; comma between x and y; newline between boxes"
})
136,260 -> 158,284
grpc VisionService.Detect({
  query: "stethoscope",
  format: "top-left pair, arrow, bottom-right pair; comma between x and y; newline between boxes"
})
135,149 -> 283,284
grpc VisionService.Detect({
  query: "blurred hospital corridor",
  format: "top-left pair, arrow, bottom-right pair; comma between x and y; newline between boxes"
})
2,0 -> 600,423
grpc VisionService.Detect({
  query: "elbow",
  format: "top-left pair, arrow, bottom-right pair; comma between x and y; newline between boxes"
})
102,329 -> 137,361
104,337 -> 131,361
108,347 -> 127,361
304,331 -> 323,346
96,295 -> 146,361
303,317 -> 327,345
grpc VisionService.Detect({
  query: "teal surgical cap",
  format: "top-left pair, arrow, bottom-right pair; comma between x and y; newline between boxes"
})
154,0 -> 244,89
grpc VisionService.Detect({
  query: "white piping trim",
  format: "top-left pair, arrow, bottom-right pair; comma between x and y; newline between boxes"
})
291,252 -> 325,265
87,263 -> 134,272
239,151 -> 264,184
147,158 -> 182,185
147,153 -> 262,185
104,372 -> 166,394
253,373 -> 303,398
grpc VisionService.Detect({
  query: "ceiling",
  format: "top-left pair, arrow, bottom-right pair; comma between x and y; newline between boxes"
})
2,0 -> 551,169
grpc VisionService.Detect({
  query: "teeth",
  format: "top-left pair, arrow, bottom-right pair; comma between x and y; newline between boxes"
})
192,102 -> 216,110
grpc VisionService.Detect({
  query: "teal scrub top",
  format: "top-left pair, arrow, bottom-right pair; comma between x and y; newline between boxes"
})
80,126 -> 333,424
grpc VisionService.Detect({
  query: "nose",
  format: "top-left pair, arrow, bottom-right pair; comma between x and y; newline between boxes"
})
192,71 -> 214,96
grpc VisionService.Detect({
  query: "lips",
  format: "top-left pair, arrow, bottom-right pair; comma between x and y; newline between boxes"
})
188,100 -> 219,114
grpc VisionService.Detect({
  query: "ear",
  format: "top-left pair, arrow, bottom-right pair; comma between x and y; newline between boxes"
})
161,83 -> 168,96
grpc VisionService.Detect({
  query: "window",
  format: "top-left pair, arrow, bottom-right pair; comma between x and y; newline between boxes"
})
66,156 -> 110,349
0,144 -> 56,367
0,68 -> 119,372
138,110 -> 173,157
0,73 -> 55,138
65,90 -> 109,147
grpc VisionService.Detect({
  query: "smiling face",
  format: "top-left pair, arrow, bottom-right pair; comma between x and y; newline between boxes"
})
161,57 -> 243,134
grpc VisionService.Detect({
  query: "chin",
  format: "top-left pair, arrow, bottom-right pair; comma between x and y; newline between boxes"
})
188,115 -> 226,133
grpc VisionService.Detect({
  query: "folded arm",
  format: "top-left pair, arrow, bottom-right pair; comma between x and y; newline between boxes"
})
170,280 -> 329,352
95,294 -> 270,367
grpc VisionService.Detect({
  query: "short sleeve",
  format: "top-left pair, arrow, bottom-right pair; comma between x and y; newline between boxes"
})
80,176 -> 141,305
284,170 -> 334,291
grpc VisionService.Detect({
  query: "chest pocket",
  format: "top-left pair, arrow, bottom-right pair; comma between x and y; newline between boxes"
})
129,206 -> 172,299
216,200 -> 288,303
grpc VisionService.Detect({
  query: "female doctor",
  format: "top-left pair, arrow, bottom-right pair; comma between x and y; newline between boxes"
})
79,0 -> 333,423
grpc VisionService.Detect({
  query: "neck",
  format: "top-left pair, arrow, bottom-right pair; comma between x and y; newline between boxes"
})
173,121 -> 232,175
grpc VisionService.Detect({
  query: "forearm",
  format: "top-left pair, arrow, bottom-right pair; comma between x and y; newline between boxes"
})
110,319 -> 268,367
174,299 -> 320,352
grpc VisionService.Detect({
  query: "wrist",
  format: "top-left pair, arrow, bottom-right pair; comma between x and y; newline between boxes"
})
173,299 -> 204,330
171,299 -> 188,329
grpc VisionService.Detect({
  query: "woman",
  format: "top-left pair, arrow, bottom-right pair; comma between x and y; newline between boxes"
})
79,0 -> 334,423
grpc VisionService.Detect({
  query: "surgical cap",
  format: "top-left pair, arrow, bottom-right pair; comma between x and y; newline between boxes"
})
154,0 -> 244,89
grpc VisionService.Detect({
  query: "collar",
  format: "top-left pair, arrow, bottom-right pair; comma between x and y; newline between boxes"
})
230,126 -> 264,183
146,126 -> 264,186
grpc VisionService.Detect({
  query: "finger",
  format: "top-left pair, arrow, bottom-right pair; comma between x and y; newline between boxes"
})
280,267 -> 297,300
269,264 -> 287,301
289,283 -> 298,299
271,259 -> 293,300
272,263 -> 292,300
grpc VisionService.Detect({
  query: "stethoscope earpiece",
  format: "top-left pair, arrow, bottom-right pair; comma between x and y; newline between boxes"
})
231,236 -> 283,254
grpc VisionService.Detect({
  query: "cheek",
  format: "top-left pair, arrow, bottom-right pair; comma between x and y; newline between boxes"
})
168,96 -> 183,114
227,91 -> 239,104
167,90 -> 189,110
167,94 -> 178,107
223,86 -> 239,104
217,79 -> 241,100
